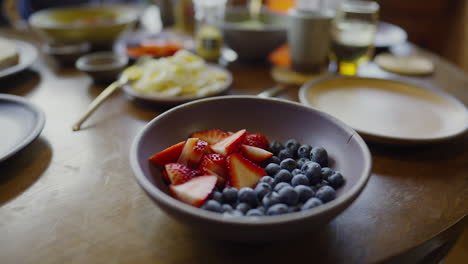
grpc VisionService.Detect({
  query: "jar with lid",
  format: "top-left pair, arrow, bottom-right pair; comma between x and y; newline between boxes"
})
193,0 -> 227,61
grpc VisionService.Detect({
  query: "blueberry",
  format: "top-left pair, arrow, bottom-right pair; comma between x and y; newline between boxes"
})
327,172 -> 345,189
224,210 -> 243,217
321,167 -> 334,179
310,147 -> 328,167
222,187 -> 238,205
296,158 -> 309,169
246,208 -> 264,216
288,204 -> 302,213
266,203 -> 289,215
278,148 -> 294,160
285,139 -> 301,154
295,185 -> 315,203
291,168 -> 302,176
302,161 -> 322,184
291,174 -> 309,186
297,144 -> 312,158
274,182 -> 291,192
202,200 -> 222,213
259,175 -> 275,187
269,141 -> 284,155
268,156 -> 281,164
236,203 -> 251,214
280,158 -> 297,171
274,169 -> 292,183
255,182 -> 272,200
315,186 -> 336,203
315,180 -> 330,190
211,191 -> 222,203
301,197 -> 323,210
262,192 -> 281,208
265,163 -> 281,176
256,206 -> 266,214
278,186 -> 299,205
238,187 -> 258,207
222,204 -> 233,213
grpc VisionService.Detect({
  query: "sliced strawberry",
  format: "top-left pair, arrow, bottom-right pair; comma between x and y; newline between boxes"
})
244,133 -> 270,149
226,153 -> 266,189
240,144 -> 273,163
199,154 -> 227,186
210,129 -> 247,156
165,163 -> 200,185
191,129 -> 227,145
178,138 -> 208,168
169,175 -> 218,207
199,154 -> 227,177
149,141 -> 185,167
161,170 -> 170,183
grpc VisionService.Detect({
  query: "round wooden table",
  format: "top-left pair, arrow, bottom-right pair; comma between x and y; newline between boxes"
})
0,29 -> 467,264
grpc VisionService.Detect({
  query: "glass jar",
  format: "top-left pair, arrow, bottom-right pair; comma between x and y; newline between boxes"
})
193,0 -> 227,61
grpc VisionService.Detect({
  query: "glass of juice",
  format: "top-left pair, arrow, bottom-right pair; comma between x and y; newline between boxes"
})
329,0 -> 379,76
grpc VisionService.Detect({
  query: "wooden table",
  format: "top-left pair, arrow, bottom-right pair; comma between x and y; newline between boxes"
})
0,29 -> 467,264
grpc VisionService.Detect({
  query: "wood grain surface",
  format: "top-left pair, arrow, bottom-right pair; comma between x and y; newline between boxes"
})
0,29 -> 467,264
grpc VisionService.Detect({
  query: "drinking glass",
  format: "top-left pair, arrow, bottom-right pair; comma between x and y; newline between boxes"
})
329,0 -> 379,76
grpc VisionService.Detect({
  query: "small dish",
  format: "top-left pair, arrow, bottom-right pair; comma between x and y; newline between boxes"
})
76,52 -> 129,84
0,40 -> 38,79
299,76 -> 468,144
130,96 -> 372,241
121,64 -> 233,105
0,94 -> 46,162
43,42 -> 91,66
375,22 -> 407,48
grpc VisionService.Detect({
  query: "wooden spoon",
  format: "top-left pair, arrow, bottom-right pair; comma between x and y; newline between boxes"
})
72,66 -> 142,131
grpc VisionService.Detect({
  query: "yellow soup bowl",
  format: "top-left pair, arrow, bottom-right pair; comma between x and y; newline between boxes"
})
29,5 -> 139,47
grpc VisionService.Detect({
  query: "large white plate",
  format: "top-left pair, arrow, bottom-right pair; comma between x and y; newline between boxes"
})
0,94 -> 45,162
299,76 -> 468,144
0,40 -> 38,79
121,64 -> 233,105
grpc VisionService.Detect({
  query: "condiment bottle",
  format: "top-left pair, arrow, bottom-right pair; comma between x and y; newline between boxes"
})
193,0 -> 227,62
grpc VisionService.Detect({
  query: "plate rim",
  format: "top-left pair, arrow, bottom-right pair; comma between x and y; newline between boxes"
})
0,40 -> 38,79
298,75 -> 468,145
0,94 -> 46,162
121,64 -> 233,105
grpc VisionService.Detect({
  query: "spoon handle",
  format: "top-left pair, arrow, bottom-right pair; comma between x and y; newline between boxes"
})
72,80 -> 124,131
257,83 -> 288,98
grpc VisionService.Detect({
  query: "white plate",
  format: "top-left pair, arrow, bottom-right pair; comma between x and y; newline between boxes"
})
299,76 -> 468,144
0,40 -> 38,79
122,64 -> 233,105
0,94 -> 45,162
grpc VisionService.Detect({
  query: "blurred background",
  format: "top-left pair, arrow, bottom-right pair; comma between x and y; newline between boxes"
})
2,0 -> 465,72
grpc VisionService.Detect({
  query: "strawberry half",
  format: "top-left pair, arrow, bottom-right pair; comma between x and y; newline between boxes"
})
244,133 -> 270,149
149,141 -> 185,168
210,129 -> 247,156
199,154 -> 227,177
190,129 -> 227,145
178,138 -> 208,168
165,163 -> 200,185
199,154 -> 227,186
226,153 -> 266,189
169,175 -> 218,207
240,144 -> 273,163
161,170 -> 170,183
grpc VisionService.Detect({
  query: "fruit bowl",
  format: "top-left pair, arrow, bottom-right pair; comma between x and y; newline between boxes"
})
130,96 -> 371,242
